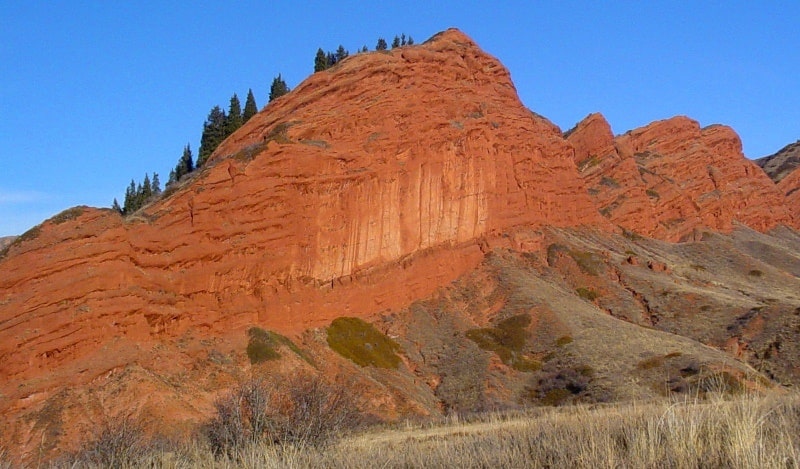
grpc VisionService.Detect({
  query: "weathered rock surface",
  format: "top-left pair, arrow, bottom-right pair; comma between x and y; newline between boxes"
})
756,140 -> 800,183
567,114 -> 795,240
778,167 -> 800,223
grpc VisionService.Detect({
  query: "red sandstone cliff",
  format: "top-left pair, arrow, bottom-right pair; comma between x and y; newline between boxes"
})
0,29 -> 605,456
567,113 -> 795,240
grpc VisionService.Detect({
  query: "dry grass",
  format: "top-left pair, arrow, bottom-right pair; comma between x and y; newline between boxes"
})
49,392 -> 800,468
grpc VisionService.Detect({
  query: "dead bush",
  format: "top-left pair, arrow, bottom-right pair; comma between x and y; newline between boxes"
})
205,377 -> 278,455
205,373 -> 363,455
69,417 -> 150,468
279,373 -> 363,445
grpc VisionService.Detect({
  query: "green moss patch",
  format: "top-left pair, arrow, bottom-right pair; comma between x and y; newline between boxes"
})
246,327 -> 310,365
569,250 -> 604,276
327,317 -> 402,368
576,287 -> 599,301
466,314 -> 540,372
555,335 -> 574,347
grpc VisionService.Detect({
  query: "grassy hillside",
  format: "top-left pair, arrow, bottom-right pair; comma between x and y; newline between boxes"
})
37,392 -> 800,468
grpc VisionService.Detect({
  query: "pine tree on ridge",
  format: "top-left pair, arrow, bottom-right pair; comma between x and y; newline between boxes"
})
243,89 -> 258,123
269,74 -> 290,102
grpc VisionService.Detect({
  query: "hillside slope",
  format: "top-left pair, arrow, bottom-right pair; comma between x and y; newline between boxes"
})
756,140 -> 800,183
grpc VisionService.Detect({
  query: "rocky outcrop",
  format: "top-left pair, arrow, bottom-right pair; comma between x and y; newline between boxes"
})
778,167 -> 800,222
0,29 -> 604,458
756,140 -> 800,183
567,114 -> 794,240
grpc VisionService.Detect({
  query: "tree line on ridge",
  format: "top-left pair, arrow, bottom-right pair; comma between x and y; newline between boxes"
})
115,33 -> 414,216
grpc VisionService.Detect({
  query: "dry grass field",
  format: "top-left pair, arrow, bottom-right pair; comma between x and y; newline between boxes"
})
34,390 -> 800,468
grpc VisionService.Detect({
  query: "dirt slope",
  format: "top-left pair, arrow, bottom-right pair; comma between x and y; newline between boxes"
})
756,140 -> 800,183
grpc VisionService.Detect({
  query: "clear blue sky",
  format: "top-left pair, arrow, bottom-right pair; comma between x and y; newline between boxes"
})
2,1 -> 798,236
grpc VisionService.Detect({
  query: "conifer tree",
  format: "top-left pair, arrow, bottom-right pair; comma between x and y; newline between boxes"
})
135,181 -> 144,209
112,198 -> 122,214
407,36 -> 414,45
152,173 -> 161,195
376,38 -> 388,51
269,74 -> 290,102
198,106 -> 226,167
391,36 -> 401,48
325,51 -> 336,68
225,93 -> 243,136
123,180 -> 136,214
142,173 -> 153,201
243,88 -> 258,123
401,33 -> 406,46
168,169 -> 177,186
360,45 -> 368,53
314,48 -> 328,72
335,45 -> 348,63
176,144 -> 194,179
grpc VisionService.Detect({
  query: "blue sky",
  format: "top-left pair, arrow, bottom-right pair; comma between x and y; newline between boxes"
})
1,1 -> 798,236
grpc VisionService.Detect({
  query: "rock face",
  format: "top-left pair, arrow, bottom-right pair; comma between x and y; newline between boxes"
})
567,114 -> 794,240
1,28 -> 799,462
778,167 -> 800,222
0,29 -> 604,457
756,140 -> 800,183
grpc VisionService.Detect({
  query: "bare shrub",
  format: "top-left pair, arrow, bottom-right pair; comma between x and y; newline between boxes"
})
205,373 -> 363,455
69,417 -> 150,468
205,377 -> 278,455
278,373 -> 363,446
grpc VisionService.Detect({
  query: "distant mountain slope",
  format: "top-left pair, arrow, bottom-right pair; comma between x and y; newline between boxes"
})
756,140 -> 800,183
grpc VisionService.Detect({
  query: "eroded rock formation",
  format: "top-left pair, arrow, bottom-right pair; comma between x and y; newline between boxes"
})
567,114 -> 794,240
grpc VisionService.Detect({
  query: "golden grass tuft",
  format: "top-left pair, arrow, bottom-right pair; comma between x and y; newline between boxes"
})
246,327 -> 310,365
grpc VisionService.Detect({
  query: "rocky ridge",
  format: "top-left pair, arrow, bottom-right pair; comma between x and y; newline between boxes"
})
566,113 -> 794,241
757,140 -> 800,183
